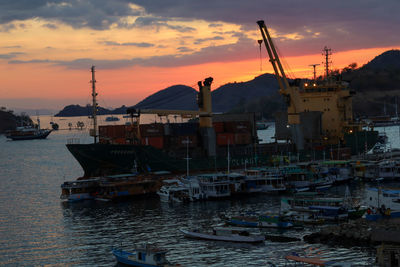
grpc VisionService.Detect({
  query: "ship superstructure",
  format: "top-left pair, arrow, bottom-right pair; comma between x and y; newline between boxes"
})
256,20 -> 377,152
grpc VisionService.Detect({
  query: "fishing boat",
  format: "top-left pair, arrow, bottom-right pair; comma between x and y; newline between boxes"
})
157,179 -> 189,203
179,176 -> 206,201
280,192 -> 344,212
281,211 -> 325,225
180,227 -> 265,243
308,206 -> 348,221
94,174 -> 159,201
243,168 -> 286,193
60,178 -> 100,202
364,187 -> 400,221
6,125 -> 52,140
112,244 -> 177,267
285,254 -> 354,266
319,161 -> 352,184
197,173 -> 231,199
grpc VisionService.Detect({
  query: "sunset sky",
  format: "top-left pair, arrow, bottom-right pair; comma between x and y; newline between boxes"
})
0,0 -> 399,110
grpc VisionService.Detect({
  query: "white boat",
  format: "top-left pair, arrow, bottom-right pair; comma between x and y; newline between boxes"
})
365,187 -> 400,222
281,192 -> 344,212
376,159 -> 400,180
157,179 -> 189,203
180,227 -> 265,243
243,169 -> 286,193
180,175 -> 206,201
197,174 -> 231,199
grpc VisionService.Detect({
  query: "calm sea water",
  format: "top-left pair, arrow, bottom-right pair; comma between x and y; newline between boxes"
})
1,119 -> 394,266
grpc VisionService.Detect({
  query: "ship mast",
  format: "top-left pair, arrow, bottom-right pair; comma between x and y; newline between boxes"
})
91,66 -> 98,143
323,46 -> 332,81
309,64 -> 320,81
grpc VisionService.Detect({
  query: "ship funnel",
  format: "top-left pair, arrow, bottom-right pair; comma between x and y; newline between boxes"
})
198,77 -> 213,128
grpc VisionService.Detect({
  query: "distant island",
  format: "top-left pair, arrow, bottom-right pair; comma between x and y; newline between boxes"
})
54,49 -> 400,120
55,104 -> 128,117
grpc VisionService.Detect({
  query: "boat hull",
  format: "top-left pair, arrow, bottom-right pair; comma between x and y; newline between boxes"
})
180,229 -> 265,243
66,143 -> 270,177
112,249 -> 160,267
6,130 -> 52,140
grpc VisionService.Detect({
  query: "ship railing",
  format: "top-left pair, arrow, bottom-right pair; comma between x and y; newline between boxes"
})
67,138 -> 80,144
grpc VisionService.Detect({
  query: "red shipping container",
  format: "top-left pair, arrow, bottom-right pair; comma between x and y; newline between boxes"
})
213,122 -> 225,133
99,125 -> 126,138
235,133 -> 252,145
224,121 -> 251,133
140,124 -> 164,137
217,133 -> 235,146
113,138 -> 127,145
141,136 -> 164,149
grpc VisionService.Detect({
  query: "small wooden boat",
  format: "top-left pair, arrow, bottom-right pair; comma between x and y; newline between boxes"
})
180,227 -> 265,243
285,254 -> 355,266
112,244 -> 178,266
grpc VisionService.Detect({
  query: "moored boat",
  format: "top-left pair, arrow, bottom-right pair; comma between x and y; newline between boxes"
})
157,179 -> 189,203
228,214 -> 294,229
6,126 -> 52,140
60,178 -> 100,202
364,187 -> 400,221
180,227 -> 265,243
112,244 -> 177,267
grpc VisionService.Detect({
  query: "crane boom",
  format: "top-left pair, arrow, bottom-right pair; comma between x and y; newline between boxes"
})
256,20 -> 290,92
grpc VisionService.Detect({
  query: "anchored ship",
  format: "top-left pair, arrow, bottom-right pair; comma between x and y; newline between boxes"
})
67,69 -> 291,177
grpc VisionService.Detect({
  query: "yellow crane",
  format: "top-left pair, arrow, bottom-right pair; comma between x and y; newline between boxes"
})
257,20 -> 362,148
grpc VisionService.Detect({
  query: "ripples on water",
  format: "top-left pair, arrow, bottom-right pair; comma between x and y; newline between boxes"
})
0,127 -> 383,266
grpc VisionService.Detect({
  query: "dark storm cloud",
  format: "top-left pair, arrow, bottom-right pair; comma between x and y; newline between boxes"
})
43,23 -> 58,29
0,0 -> 142,30
102,41 -> 154,47
8,35 -> 257,69
131,16 -> 195,33
130,0 -> 400,54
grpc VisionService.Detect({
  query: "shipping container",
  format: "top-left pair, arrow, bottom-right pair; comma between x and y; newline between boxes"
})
140,123 -> 164,137
141,136 -> 164,149
217,133 -> 235,146
212,122 -> 225,133
169,123 -> 198,136
234,133 -> 252,145
224,121 -> 251,133
99,125 -> 126,139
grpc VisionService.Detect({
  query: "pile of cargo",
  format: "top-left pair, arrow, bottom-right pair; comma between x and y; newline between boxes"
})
214,121 -> 252,146
98,120 -> 253,149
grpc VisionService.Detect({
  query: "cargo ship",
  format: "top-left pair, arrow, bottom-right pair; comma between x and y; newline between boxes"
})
67,70 -> 292,177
